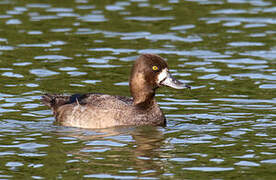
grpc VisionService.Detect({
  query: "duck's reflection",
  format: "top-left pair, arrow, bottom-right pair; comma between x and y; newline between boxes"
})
54,125 -> 166,177
129,126 -> 166,176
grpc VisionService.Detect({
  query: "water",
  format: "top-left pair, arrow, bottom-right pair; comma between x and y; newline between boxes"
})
0,0 -> 275,179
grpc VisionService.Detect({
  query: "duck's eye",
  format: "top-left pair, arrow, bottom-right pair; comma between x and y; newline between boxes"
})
152,66 -> 158,71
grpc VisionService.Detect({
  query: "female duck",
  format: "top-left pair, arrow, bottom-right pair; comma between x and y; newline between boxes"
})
42,54 -> 190,129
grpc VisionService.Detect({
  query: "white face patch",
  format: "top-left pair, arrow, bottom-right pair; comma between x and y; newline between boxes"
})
157,68 -> 168,84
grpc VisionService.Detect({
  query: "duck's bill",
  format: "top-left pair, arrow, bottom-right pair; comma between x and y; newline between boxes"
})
160,71 -> 190,90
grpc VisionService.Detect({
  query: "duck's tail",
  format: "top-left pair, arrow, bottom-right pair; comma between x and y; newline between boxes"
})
41,94 -> 71,109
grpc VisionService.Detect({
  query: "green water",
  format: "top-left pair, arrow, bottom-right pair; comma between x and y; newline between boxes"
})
0,0 -> 275,179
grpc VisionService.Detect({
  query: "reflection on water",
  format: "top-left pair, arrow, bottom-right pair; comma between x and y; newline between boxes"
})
0,0 -> 275,179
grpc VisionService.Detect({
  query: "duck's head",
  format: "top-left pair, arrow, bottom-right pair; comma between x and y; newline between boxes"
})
130,54 -> 190,105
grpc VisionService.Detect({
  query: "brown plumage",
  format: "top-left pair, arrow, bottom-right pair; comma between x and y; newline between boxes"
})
42,54 -> 190,129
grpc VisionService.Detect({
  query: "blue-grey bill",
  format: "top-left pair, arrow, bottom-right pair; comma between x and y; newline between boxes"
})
160,73 -> 190,89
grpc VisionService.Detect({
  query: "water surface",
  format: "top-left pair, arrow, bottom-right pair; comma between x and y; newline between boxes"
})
0,0 -> 275,179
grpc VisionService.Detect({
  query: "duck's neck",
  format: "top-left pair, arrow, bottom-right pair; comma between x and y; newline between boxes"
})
133,89 -> 155,109
130,74 -> 156,109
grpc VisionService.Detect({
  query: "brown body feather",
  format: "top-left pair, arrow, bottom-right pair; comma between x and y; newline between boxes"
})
42,93 -> 165,129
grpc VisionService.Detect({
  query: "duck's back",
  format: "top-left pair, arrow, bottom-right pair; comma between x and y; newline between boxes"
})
42,93 -> 165,129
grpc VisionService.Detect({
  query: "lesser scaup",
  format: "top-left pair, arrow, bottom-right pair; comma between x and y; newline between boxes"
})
42,54 -> 190,129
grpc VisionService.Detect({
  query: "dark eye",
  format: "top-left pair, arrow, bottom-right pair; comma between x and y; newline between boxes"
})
152,66 -> 158,71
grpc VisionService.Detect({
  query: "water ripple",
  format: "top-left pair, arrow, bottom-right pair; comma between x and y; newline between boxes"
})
78,14 -> 107,22
29,69 -> 59,77
125,16 -> 174,21
183,167 -> 234,172
34,55 -> 72,61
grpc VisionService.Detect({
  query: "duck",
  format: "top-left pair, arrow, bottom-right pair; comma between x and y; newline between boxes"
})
42,54 -> 190,129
